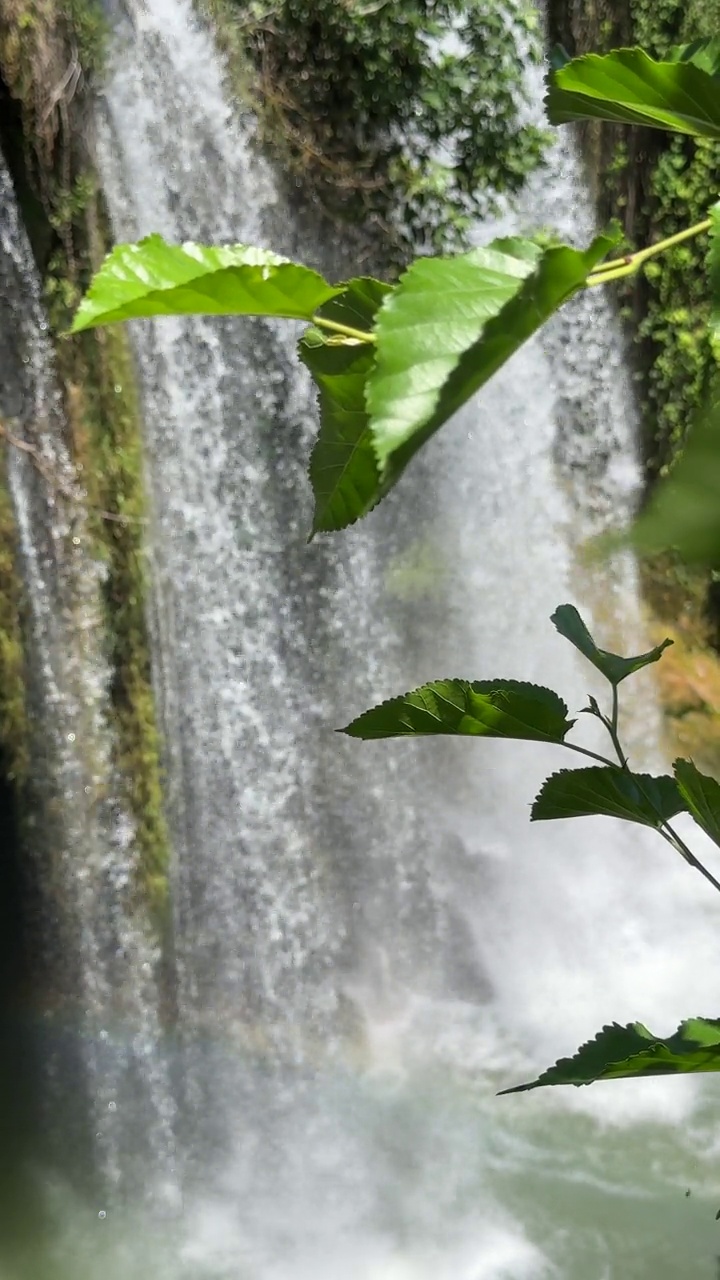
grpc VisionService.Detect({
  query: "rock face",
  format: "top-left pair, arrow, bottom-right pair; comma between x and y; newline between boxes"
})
0,147 -> 176,1201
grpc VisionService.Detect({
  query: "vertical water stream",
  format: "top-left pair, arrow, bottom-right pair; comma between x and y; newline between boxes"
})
18,0 -> 720,1274
0,152 -> 176,1217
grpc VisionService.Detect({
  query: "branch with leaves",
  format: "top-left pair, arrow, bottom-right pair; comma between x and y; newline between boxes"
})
70,38 -> 720,1092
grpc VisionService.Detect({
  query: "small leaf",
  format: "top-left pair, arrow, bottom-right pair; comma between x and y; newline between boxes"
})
301,279 -> 391,535
665,38 -> 720,76
551,603 -> 672,685
531,767 -> 685,828
547,45 -> 720,139
71,235 -> 342,330
674,759 -> 720,849
632,406 -> 720,565
366,233 -> 616,484
501,1017 -> 720,1093
342,679 -> 574,743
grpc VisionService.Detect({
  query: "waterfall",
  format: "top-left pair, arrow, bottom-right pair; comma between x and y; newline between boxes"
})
12,0 -> 720,1274
0,153 -> 176,1216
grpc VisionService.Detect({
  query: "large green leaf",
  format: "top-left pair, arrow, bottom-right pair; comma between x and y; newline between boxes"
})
366,233 -> 616,481
632,406 -> 720,565
342,679 -> 574,742
547,45 -> 720,139
71,235 -> 343,330
531,767 -> 685,828
674,759 -> 720,849
301,278 -> 391,536
501,1017 -> 720,1093
551,603 -> 673,685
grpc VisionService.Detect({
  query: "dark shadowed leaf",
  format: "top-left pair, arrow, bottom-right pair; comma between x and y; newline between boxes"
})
531,767 -> 685,827
501,1017 -> 720,1092
366,233 -> 616,483
551,603 -> 672,684
342,679 -> 574,742
546,46 -> 720,138
301,278 -> 391,535
71,235 -> 343,330
674,759 -> 720,849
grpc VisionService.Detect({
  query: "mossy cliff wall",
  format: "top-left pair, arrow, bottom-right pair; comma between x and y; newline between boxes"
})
0,0 -> 171,926
547,0 -> 720,477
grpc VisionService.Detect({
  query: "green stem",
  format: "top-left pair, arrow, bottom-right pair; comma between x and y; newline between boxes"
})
657,822 -> 720,895
586,218 -> 712,288
563,741 -> 616,768
312,315 -> 376,344
607,684 -> 629,771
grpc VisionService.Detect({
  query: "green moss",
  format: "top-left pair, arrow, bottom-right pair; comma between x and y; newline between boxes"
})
199,0 -> 548,257
0,0 -> 172,930
548,1 -> 720,478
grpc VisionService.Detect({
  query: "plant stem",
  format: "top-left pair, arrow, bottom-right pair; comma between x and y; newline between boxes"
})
312,315 -> 376,344
563,741 -> 617,768
607,684 -> 629,770
585,218 -> 712,288
657,822 -> 720,896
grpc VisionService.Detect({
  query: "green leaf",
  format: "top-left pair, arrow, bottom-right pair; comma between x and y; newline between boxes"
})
531,767 -> 685,828
674,758 -> 720,849
501,1017 -> 720,1093
665,38 -> 720,76
301,278 -> 391,535
551,603 -> 672,685
367,233 -> 616,484
632,406 -> 720,565
71,234 -> 343,331
546,45 -> 720,139
342,679 -> 574,742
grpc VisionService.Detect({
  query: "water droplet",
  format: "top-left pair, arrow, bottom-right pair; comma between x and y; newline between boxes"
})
98,1210 -> 107,1220
67,732 -> 76,743
108,1101 -> 117,1113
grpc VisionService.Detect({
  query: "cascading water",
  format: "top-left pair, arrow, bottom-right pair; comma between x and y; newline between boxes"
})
0,153 -> 176,1237
23,0 -> 720,1274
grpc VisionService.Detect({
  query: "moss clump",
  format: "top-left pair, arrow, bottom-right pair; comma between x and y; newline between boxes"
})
200,0 -> 548,256
549,0 -> 720,478
0,0 -> 172,929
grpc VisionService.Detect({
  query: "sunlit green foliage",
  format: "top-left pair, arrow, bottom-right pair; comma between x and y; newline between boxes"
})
234,0 -> 548,252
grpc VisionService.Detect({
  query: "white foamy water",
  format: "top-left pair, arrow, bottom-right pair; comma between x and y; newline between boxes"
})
21,0 -> 720,1274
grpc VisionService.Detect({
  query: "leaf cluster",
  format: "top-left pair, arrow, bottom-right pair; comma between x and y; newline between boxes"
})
236,0 -> 547,253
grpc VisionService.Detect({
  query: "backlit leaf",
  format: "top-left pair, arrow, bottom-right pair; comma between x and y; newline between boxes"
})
551,603 -> 673,685
501,1017 -> 720,1092
71,235 -> 342,330
531,767 -> 685,827
342,679 -> 574,742
366,233 -> 616,483
547,45 -> 720,139
674,758 -> 720,849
